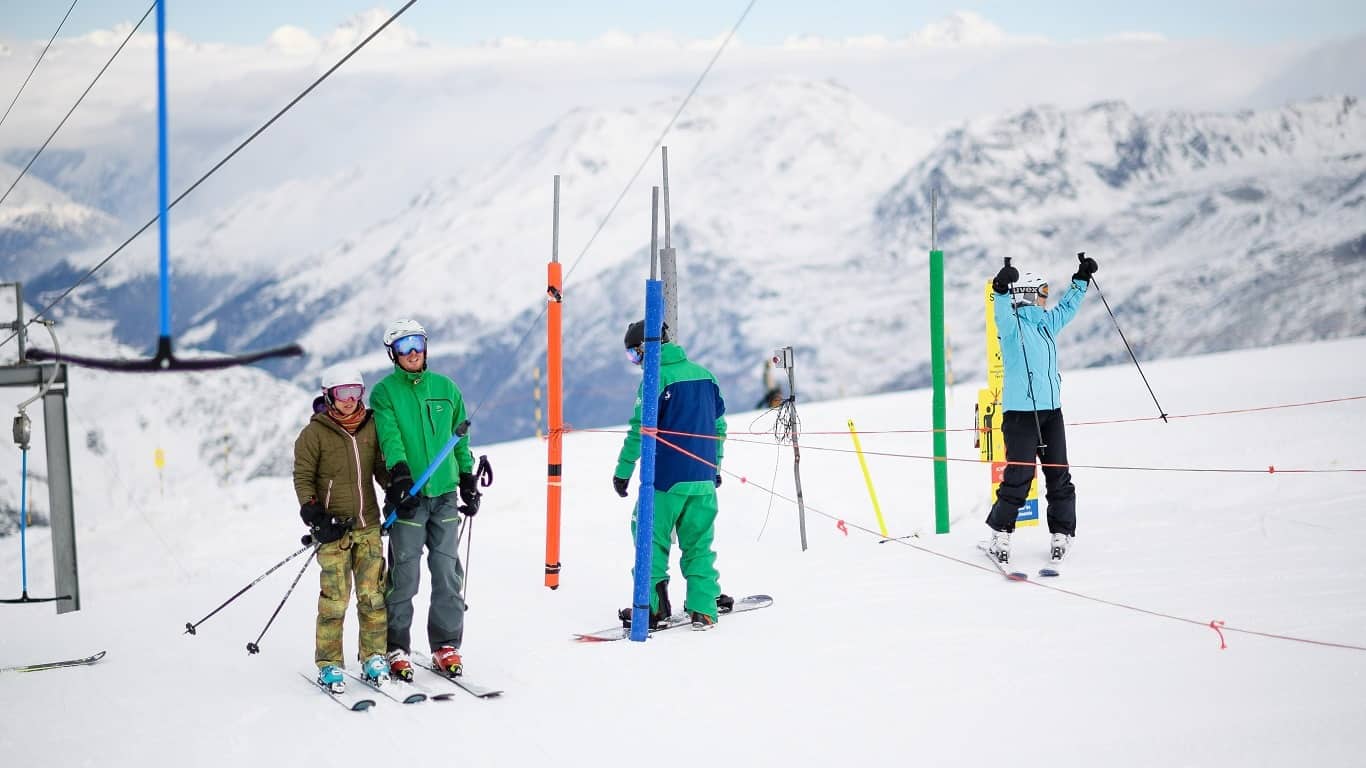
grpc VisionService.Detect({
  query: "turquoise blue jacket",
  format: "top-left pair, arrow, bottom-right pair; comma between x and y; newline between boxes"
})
992,278 -> 1088,412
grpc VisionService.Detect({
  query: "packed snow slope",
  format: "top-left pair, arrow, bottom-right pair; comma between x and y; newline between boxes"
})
1,336 -> 1364,767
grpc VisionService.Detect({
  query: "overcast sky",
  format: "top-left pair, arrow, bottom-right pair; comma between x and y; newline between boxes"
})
1,1 -> 1364,46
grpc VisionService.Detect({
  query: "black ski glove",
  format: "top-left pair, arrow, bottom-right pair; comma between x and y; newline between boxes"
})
992,264 -> 1019,295
612,475 -> 630,498
299,499 -> 326,528
458,472 -> 481,517
1072,254 -> 1099,283
385,462 -> 420,519
714,474 -> 722,488
310,514 -> 352,545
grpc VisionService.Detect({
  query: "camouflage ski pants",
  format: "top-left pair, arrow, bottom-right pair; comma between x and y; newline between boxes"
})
315,526 -> 386,668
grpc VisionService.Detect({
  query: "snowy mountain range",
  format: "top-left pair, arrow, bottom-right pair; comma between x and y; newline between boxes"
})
8,80 -> 1366,443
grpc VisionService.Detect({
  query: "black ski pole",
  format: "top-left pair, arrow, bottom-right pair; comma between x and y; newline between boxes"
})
245,537 -> 319,655
461,517 -> 474,609
1079,251 -> 1169,422
1003,257 -> 1047,451
184,540 -> 313,635
460,454 -> 492,609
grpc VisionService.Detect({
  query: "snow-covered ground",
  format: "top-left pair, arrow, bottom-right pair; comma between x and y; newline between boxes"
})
1,336 -> 1364,767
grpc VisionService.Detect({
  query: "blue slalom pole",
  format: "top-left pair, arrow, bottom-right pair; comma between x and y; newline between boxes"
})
382,420 -> 471,530
19,448 -> 28,596
629,280 -> 664,642
155,0 -> 171,340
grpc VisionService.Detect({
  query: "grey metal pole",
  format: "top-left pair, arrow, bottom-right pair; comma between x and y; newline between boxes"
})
44,377 -> 78,612
650,186 -> 659,280
660,148 -> 679,339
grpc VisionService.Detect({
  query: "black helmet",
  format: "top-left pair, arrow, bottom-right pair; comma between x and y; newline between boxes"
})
623,319 -> 670,349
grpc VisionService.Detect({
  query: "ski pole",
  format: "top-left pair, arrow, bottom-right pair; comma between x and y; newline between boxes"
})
245,538 -> 319,655
184,539 -> 314,635
382,419 -> 471,531
1079,251 -> 1168,422
1004,257 -> 1047,451
459,454 -> 492,609
461,517 -> 474,609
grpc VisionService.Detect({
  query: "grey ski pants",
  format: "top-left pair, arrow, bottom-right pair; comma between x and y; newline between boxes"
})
385,491 -> 465,654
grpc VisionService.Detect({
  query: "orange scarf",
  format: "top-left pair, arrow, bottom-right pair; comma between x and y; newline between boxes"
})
327,405 -> 366,434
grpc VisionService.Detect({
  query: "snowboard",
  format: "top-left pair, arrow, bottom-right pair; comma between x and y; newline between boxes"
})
573,594 -> 773,642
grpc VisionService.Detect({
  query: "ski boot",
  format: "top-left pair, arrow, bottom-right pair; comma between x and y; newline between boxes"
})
1050,533 -> 1071,564
987,529 -> 1011,564
317,664 -> 345,694
362,653 -> 390,685
690,611 -> 717,631
432,646 -> 463,677
386,649 -> 413,682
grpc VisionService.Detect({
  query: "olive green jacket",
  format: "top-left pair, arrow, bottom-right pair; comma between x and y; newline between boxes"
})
292,409 -> 389,531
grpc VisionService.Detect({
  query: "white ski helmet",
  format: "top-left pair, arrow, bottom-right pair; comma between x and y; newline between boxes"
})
319,367 -> 365,407
320,367 -> 364,391
1011,272 -> 1049,307
383,318 -> 427,347
384,318 -> 428,367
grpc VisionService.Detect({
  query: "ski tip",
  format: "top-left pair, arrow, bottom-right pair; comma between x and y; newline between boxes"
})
403,693 -> 427,704
1038,568 -> 1060,578
351,699 -> 376,711
1008,572 -> 1029,581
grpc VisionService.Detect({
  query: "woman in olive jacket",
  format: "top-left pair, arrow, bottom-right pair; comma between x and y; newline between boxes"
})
293,369 -> 391,686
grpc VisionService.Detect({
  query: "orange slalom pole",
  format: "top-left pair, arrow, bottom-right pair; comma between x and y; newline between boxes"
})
545,177 -> 564,589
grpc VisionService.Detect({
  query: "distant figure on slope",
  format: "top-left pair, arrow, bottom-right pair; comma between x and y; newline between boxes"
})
612,320 -> 734,630
755,358 -> 784,410
984,255 -> 1099,567
293,368 -> 392,694
372,318 -> 481,680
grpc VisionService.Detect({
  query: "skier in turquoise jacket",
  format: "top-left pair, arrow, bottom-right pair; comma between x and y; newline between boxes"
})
984,255 -> 1098,568
613,320 -> 729,629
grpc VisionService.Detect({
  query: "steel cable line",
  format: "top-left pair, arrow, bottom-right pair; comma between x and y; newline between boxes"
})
0,0 -> 79,134
0,2 -> 156,210
0,0 -> 419,352
464,0 -> 757,424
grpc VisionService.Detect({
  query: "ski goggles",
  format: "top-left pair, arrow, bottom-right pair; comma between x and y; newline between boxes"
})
329,384 -> 364,402
391,334 -> 427,356
625,346 -> 644,365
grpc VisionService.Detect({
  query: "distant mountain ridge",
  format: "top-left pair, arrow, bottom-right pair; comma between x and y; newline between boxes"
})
11,83 -> 1366,443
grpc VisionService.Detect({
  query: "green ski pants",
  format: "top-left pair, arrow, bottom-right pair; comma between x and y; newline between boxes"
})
632,485 -> 721,620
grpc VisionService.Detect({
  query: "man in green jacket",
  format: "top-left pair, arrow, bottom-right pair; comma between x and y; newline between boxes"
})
613,320 -> 728,630
371,318 -> 481,680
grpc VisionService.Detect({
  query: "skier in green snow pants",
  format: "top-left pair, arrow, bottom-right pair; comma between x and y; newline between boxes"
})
613,320 -> 728,628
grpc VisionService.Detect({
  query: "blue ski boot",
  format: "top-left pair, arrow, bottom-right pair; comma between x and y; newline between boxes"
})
317,664 -> 345,694
362,654 -> 390,684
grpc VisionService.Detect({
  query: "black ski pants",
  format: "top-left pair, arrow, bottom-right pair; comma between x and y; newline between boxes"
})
985,408 -> 1076,536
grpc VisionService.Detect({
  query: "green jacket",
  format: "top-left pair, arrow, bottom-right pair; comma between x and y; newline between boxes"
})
293,409 -> 389,530
371,365 -> 474,498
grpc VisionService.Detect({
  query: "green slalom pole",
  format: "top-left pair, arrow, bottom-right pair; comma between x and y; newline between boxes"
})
929,248 -> 950,533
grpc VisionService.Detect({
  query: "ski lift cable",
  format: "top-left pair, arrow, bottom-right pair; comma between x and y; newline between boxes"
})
0,1 -> 156,210
2,0 -> 419,364
0,0 -> 79,136
465,0 -> 757,423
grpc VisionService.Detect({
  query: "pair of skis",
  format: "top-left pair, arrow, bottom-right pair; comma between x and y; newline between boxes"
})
304,662 -> 503,712
979,543 -> 1061,581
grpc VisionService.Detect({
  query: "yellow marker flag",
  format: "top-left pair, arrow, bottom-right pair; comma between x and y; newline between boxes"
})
847,419 -> 889,538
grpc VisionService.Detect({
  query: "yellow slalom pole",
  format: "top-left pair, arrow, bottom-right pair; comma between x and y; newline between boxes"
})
846,419 -> 889,538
